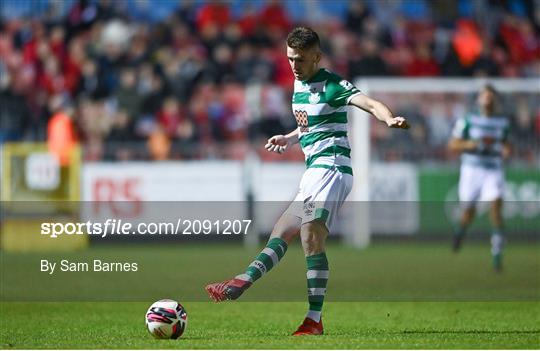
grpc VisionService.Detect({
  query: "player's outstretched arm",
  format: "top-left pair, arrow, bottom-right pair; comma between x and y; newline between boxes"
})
348,94 -> 409,129
265,128 -> 299,154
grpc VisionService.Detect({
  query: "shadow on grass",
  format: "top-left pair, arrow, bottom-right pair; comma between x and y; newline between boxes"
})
401,329 -> 540,334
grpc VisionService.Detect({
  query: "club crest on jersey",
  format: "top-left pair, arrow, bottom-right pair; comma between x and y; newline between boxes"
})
308,92 -> 320,104
294,110 -> 309,132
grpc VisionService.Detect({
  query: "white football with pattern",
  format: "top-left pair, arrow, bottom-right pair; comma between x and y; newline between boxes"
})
145,299 -> 188,339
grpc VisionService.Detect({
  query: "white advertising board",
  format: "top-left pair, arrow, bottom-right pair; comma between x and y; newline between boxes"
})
82,161 -> 418,235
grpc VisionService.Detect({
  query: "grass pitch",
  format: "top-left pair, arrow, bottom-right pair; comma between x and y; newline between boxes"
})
1,301 -> 539,349
1,242 -> 539,349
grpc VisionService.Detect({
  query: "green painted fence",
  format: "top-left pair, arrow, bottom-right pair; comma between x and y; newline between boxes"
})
418,167 -> 540,235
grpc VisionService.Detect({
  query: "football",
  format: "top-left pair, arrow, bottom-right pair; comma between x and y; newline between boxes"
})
145,299 -> 188,339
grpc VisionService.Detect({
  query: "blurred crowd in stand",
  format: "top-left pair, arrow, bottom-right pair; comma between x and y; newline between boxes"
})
0,0 -> 538,165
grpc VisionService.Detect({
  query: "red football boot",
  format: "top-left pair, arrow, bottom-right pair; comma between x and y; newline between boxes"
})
292,317 -> 324,336
205,278 -> 252,302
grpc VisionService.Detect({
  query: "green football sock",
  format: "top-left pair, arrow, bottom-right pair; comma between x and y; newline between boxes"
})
305,252 -> 328,323
236,237 -> 288,283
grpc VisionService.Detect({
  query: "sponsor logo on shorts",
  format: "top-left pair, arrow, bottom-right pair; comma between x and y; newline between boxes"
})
303,201 -> 315,216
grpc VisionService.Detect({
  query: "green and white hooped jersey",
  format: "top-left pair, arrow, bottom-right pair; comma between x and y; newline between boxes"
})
452,113 -> 510,169
292,68 -> 362,175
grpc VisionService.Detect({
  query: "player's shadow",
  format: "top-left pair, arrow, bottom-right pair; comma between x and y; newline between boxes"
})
401,330 -> 539,334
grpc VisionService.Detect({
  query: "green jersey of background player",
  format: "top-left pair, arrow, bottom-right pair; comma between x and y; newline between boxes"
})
205,27 -> 410,336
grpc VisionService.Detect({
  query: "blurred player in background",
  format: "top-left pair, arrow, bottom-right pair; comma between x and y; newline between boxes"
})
448,84 -> 511,272
206,27 -> 409,335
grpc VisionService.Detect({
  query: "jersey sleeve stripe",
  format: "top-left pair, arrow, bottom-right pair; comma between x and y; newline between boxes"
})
346,91 -> 363,104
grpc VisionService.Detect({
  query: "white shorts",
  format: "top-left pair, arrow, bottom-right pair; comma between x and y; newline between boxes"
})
459,164 -> 505,207
286,167 -> 353,230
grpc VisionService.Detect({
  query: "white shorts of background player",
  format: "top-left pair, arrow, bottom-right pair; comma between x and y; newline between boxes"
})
459,164 -> 505,209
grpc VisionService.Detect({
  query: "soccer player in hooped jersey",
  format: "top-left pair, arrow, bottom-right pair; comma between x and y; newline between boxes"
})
449,84 -> 511,272
205,27 -> 409,335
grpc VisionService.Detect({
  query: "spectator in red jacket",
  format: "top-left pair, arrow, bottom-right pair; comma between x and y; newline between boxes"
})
500,16 -> 540,65
196,1 -> 231,33
238,3 -> 258,37
38,56 -> 67,95
259,0 -> 291,35
63,38 -> 85,95
405,43 -> 441,76
157,97 -> 194,141
48,26 -> 66,63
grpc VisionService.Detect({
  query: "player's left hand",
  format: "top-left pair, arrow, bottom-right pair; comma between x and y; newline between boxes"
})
387,117 -> 410,129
